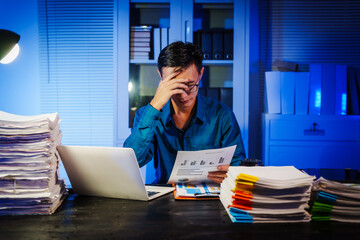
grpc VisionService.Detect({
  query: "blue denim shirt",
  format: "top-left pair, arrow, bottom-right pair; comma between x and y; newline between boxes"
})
124,94 -> 246,184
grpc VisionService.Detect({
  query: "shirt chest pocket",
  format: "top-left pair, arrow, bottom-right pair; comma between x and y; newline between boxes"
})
189,132 -> 221,150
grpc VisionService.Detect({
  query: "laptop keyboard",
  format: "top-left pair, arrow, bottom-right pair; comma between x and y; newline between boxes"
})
147,191 -> 160,197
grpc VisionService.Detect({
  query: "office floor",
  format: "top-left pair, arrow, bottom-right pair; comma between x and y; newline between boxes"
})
0,192 -> 359,240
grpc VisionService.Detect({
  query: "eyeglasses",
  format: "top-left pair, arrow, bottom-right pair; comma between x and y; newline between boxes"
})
183,80 -> 199,94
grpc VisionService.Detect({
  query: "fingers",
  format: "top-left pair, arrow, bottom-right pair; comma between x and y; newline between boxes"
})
217,165 -> 230,171
160,78 -> 188,91
207,175 -> 226,184
207,165 -> 230,184
208,171 -> 227,184
150,69 -> 190,110
150,78 -> 188,110
208,171 -> 227,178
161,70 -> 180,82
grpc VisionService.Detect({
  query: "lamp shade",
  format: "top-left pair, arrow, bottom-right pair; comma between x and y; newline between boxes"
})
0,29 -> 20,62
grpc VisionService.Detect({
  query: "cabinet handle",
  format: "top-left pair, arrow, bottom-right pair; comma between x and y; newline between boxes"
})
184,20 -> 191,42
304,122 -> 325,136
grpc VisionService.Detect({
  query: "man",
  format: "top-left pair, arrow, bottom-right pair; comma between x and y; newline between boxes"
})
124,41 -> 246,184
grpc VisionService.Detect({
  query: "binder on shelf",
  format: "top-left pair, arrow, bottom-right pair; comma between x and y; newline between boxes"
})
193,30 -> 201,48
130,42 -> 150,47
265,71 -> 281,114
201,30 -> 212,60
131,25 -> 152,31
130,46 -> 151,52
223,29 -> 233,60
130,37 -> 151,42
212,30 -> 223,60
153,28 -> 161,61
335,65 -> 347,115
309,64 -> 348,115
321,64 -> 336,115
206,88 -> 220,101
280,72 -> 295,114
348,67 -> 360,115
309,64 -> 322,115
130,31 -> 151,38
295,72 -> 310,115
130,52 -> 149,59
161,27 -> 168,50
220,88 -> 233,109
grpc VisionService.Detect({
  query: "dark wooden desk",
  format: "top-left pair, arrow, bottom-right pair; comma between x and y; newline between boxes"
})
0,192 -> 359,240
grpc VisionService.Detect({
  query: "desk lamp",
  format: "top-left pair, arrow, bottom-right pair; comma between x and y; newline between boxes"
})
0,29 -> 20,64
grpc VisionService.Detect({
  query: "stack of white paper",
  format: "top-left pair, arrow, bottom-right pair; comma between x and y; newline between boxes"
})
310,177 -> 360,222
0,111 -> 67,215
220,166 -> 315,223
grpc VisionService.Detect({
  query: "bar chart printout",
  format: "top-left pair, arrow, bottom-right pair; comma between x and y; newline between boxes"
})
167,145 -> 236,184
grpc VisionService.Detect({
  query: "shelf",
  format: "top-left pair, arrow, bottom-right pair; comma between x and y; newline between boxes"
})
131,0 -> 234,3
131,0 -> 169,3
195,0 -> 234,3
203,60 -> 233,66
130,59 -> 157,64
130,59 -> 233,66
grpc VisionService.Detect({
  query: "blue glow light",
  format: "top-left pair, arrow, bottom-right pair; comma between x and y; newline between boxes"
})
315,90 -> 321,109
341,93 -> 347,115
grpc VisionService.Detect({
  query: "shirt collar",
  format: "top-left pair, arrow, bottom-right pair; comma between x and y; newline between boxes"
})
160,95 -> 206,127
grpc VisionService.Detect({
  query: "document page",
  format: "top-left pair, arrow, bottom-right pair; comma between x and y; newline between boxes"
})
167,145 -> 236,184
175,183 -> 220,198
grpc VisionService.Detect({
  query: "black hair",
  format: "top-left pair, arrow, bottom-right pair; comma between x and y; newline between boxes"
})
157,41 -> 203,76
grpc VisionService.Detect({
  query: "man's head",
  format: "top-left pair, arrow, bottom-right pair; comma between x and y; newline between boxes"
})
157,41 -> 203,77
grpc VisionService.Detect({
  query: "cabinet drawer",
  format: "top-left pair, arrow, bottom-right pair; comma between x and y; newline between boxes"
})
269,118 -> 360,141
267,143 -> 360,169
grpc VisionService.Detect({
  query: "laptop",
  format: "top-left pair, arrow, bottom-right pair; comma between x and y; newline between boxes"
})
57,145 -> 174,201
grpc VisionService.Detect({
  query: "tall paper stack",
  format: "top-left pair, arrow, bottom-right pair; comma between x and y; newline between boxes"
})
220,166 -> 315,223
310,177 -> 360,222
0,111 -> 67,215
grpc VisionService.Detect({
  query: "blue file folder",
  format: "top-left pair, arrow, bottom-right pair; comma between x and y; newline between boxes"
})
281,72 -> 295,114
295,72 -> 310,115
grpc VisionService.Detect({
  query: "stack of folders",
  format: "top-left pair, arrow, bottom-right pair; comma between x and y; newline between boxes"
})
220,166 -> 315,223
0,111 -> 67,215
130,26 -> 152,60
310,177 -> 360,222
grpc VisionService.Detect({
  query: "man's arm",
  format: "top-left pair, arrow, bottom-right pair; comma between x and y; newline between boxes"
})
207,109 -> 246,184
123,105 -> 160,167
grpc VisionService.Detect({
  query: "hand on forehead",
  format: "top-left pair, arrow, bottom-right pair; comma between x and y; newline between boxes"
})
163,65 -> 198,83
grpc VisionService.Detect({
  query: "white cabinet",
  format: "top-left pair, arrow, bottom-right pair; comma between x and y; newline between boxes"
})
263,114 -> 360,170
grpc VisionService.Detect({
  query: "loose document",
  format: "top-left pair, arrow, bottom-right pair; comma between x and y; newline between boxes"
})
167,145 -> 236,184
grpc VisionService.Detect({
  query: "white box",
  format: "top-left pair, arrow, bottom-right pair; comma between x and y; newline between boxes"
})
265,71 -> 281,114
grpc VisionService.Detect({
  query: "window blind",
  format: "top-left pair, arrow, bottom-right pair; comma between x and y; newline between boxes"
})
260,0 -> 360,73
38,0 -> 116,146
